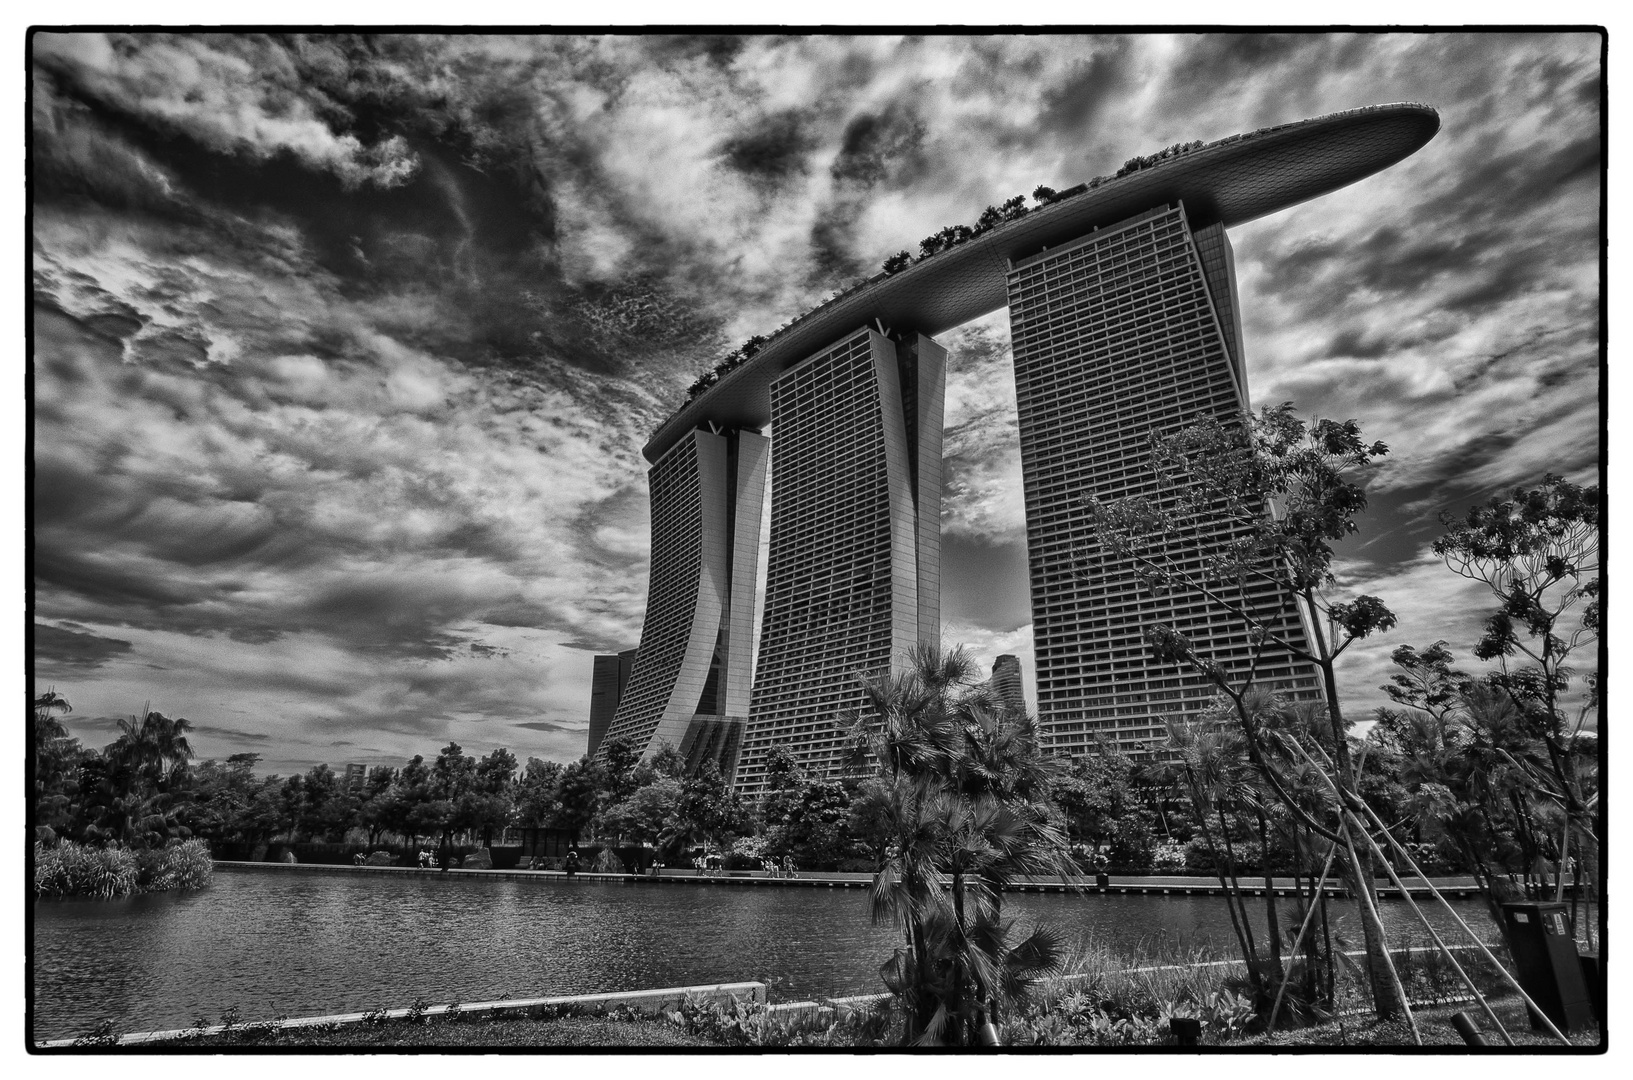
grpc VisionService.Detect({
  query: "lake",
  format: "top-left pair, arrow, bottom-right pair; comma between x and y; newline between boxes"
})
31,868 -> 1495,1042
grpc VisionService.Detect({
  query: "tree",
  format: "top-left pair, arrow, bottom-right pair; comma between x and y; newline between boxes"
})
179,753 -> 265,845
430,742 -> 477,849
356,765 -> 399,848
515,757 -> 564,830
633,740 -> 686,787
1373,641 -> 1471,753
301,764 -> 359,841
841,644 -> 1074,1046
381,755 -> 434,847
1373,643 -> 1591,940
277,774 -> 306,841
1434,474 -> 1600,929
1087,403 -> 1407,1020
465,748 -> 518,848
1052,742 -> 1156,865
32,690 -> 84,840
597,777 -> 684,852
675,761 -> 747,852
597,738 -> 641,813
85,708 -> 199,849
551,758 -> 603,841
761,767 -> 855,868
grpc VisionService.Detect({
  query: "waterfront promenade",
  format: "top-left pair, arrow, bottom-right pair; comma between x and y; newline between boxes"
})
214,860 -> 1486,900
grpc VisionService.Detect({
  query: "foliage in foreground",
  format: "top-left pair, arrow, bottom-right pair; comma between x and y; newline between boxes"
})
34,838 -> 213,898
843,643 -> 1077,1046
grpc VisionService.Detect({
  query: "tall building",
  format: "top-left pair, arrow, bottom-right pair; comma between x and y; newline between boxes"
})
622,104 -> 1439,781
731,328 -> 945,794
586,647 -> 637,759
985,654 -> 1028,716
1008,203 -> 1322,756
597,427 -> 768,773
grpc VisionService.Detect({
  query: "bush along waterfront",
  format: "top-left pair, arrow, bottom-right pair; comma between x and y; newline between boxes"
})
32,693 -> 215,898
34,838 -> 212,899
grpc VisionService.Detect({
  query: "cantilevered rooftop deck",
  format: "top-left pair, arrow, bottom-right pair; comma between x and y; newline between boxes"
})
643,101 -> 1439,463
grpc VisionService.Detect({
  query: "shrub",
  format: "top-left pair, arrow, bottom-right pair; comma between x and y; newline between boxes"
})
35,839 -> 212,898
34,841 -> 139,898
1150,839 -> 1187,872
666,995 -> 897,1048
136,839 -> 214,892
1182,836 -> 1264,874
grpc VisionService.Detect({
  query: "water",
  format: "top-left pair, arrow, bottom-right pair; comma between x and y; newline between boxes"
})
31,869 -> 1495,1042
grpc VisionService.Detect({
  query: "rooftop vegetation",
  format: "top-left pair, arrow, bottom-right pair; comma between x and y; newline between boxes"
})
669,109 -> 1420,416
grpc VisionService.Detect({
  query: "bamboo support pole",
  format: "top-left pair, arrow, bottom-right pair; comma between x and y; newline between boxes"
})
1267,839 -> 1339,1032
1282,739 -> 1510,1041
1337,813 -> 1421,1044
1555,815 -> 1570,904
1338,804 -> 1514,1046
1348,792 -> 1573,1046
1295,736 -> 1572,1045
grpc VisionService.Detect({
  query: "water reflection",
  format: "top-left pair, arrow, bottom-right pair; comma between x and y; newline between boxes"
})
32,870 -> 1493,1042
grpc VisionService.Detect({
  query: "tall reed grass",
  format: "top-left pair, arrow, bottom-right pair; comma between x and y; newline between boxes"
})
34,839 -> 213,898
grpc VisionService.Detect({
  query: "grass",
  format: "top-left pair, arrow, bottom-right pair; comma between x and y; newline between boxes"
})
64,991 -> 1602,1051
1238,997 -> 1602,1049
165,1014 -> 722,1049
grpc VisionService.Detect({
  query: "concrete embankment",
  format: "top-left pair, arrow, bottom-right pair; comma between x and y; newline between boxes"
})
211,860 -> 1486,900
36,981 -> 771,1048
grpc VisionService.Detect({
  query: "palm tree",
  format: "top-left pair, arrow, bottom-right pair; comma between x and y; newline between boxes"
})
94,707 -> 197,848
841,645 -> 1073,1045
1166,714 -> 1278,1003
32,690 -> 82,839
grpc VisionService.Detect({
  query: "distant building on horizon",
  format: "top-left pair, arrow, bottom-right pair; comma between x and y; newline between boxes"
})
985,654 -> 1028,717
587,647 -> 637,759
343,762 -> 366,789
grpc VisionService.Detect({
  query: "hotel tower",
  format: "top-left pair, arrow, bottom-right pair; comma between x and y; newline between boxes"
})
605,104 -> 1440,784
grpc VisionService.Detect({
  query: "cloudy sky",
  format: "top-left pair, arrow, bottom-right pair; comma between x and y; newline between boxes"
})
29,31 -> 1602,775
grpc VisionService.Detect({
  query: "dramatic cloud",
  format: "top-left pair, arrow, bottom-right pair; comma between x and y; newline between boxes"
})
30,32 -> 1601,772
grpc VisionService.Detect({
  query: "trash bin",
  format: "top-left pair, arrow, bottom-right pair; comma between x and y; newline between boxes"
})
1500,902 -> 1594,1033
1578,951 -> 1605,1025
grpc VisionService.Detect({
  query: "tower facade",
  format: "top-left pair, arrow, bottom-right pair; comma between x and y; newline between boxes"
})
586,648 -> 637,759
1007,202 -> 1323,756
732,327 -> 946,794
599,427 -> 768,773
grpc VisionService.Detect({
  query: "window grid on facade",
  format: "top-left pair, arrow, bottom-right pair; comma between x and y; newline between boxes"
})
1007,202 -> 1324,757
734,328 -> 943,796
602,435 -> 705,753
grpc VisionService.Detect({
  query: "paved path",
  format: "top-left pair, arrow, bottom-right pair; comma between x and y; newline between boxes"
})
213,861 -> 1491,899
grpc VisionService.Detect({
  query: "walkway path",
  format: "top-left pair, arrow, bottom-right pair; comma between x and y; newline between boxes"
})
213,862 -> 1491,900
